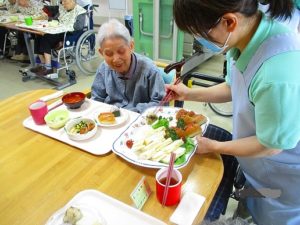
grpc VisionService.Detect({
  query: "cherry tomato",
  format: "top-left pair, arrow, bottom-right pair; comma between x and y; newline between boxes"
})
126,139 -> 134,149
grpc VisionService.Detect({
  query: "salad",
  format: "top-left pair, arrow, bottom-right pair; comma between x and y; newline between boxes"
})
127,109 -> 206,165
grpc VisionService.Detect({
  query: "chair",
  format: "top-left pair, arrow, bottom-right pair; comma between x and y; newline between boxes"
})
2,30 -> 18,58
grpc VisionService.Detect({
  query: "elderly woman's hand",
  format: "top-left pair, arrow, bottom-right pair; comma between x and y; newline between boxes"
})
195,136 -> 219,154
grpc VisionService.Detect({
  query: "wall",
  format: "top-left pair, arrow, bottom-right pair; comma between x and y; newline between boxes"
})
93,0 -> 133,26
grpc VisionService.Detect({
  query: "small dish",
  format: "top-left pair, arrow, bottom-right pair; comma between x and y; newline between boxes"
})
65,118 -> 97,141
44,109 -> 69,129
62,92 -> 86,109
94,108 -> 129,127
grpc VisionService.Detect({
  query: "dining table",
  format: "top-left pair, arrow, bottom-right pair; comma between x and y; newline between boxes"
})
0,12 -> 77,90
0,89 -> 224,225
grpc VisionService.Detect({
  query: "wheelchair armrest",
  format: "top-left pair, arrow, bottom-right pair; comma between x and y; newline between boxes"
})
182,72 -> 225,86
234,166 -> 246,190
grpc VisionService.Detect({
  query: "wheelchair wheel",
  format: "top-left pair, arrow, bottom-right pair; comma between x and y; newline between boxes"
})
208,102 -> 233,117
75,30 -> 101,75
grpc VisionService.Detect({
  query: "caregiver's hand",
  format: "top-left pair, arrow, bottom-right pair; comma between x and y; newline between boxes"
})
165,83 -> 190,101
195,136 -> 218,154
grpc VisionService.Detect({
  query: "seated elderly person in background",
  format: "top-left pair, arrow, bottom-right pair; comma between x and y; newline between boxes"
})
30,0 -> 86,76
6,0 -> 47,61
91,19 -> 166,113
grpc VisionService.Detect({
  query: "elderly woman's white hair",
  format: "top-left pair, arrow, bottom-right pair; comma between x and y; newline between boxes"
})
97,19 -> 132,47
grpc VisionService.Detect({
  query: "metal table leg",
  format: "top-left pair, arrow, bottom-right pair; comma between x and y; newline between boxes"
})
23,32 -> 35,67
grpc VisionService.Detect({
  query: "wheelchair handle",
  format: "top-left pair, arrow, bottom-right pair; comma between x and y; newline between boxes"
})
164,58 -> 186,78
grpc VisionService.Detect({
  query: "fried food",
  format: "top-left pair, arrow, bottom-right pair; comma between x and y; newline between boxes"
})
146,113 -> 158,125
98,112 -> 116,124
172,109 -> 205,138
176,108 -> 207,125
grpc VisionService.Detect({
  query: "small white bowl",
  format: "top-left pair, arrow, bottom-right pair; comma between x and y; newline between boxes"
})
45,109 -> 70,129
64,118 -> 97,141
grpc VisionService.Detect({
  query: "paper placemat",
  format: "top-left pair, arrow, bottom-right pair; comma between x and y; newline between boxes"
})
170,192 -> 206,225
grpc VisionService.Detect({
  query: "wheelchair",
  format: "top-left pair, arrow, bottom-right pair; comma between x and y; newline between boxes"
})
182,68 -> 233,117
1,30 -> 18,58
53,4 -> 100,77
20,4 -> 100,89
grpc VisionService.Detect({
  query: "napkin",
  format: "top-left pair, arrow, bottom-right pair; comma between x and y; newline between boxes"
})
170,192 -> 206,225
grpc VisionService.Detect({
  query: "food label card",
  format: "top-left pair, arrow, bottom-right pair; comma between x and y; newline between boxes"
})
130,176 -> 152,209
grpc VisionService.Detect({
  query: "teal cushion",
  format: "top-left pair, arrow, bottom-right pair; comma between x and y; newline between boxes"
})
158,67 -> 175,84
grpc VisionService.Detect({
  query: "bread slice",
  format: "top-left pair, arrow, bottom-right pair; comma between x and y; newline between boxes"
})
98,112 -> 116,124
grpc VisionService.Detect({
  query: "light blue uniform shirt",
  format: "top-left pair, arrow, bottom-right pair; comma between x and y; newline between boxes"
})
226,14 -> 300,149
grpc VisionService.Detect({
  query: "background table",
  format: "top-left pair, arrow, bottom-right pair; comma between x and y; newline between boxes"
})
0,89 -> 224,225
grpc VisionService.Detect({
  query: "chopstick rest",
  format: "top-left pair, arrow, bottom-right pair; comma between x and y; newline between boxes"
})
170,192 -> 205,225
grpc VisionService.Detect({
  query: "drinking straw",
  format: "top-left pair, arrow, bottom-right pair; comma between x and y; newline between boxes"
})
162,152 -> 176,206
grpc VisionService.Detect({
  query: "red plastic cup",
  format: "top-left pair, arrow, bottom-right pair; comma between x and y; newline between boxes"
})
156,167 -> 182,206
29,100 -> 48,125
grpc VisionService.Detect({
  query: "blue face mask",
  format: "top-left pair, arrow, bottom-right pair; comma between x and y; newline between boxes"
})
195,32 -> 231,53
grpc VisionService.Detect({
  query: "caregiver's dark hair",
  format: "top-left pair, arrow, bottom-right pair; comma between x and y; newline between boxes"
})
173,0 -> 294,37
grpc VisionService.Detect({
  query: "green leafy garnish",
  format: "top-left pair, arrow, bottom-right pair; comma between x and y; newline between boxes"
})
174,138 -> 195,165
175,154 -> 186,165
183,137 -> 196,154
176,118 -> 185,129
152,117 -> 169,129
165,127 -> 179,140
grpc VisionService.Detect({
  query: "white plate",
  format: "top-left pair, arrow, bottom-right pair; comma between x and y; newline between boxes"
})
45,189 -> 166,225
46,203 -> 107,225
112,106 -> 209,169
94,108 -> 129,127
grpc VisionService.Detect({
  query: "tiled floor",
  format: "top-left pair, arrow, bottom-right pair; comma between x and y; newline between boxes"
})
0,54 -> 238,222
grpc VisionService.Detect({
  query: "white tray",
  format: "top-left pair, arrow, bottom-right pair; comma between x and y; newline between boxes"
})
45,189 -> 166,225
112,106 -> 209,169
23,99 -> 139,155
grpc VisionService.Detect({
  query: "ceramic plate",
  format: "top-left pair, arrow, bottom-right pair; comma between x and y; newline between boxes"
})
112,106 -> 209,169
94,107 -> 129,127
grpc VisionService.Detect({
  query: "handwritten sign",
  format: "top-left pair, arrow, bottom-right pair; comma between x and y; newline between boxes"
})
130,176 -> 152,209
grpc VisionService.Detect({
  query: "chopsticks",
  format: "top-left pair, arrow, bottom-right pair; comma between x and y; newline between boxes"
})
154,76 -> 183,114
48,100 -> 63,112
162,152 -> 176,206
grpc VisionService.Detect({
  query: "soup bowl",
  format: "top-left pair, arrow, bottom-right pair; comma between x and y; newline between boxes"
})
62,92 -> 85,109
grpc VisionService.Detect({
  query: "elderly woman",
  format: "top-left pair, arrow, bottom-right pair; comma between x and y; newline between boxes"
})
30,0 -> 86,75
6,0 -> 47,61
6,0 -> 45,15
91,19 -> 166,113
